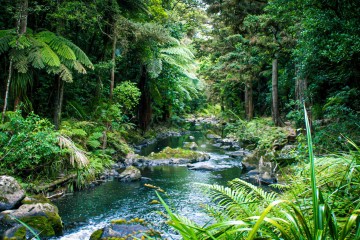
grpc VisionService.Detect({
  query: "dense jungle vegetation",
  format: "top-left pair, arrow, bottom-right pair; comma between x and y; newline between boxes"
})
0,0 -> 360,238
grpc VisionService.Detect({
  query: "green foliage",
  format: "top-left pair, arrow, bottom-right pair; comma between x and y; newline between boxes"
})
113,81 -> 141,116
0,111 -> 62,178
225,117 -> 288,150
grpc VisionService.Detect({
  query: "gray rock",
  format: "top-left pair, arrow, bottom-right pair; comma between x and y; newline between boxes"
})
189,136 -> 195,140
212,143 -> 222,148
0,175 -> 26,211
90,221 -> 161,240
206,134 -> 221,140
183,142 -> 198,150
226,150 -> 250,158
118,166 -> 141,181
0,202 -> 63,237
220,145 -> 231,150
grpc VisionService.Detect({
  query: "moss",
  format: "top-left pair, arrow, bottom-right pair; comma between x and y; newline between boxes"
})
44,210 -> 63,235
110,219 -> 127,224
19,210 -> 62,237
147,147 -> 203,160
89,229 -> 103,240
21,195 -> 50,205
20,216 -> 55,237
0,196 -> 10,204
13,226 -> 26,239
2,226 -> 27,240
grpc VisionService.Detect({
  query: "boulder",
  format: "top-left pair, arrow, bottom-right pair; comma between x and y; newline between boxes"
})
90,219 -> 160,240
118,166 -> 141,182
0,202 -> 63,238
206,134 -> 221,140
0,176 -> 25,211
183,142 -> 198,150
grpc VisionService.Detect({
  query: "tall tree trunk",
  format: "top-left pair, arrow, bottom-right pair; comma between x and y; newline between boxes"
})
19,0 -> 28,34
138,65 -> 152,132
110,35 -> 117,100
245,81 -> 254,120
2,0 -> 28,120
2,61 -> 13,122
54,75 -> 64,130
12,0 -> 29,110
272,58 -> 282,126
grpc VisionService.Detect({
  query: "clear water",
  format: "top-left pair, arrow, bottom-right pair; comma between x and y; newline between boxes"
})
52,130 -> 244,239
53,162 -> 242,239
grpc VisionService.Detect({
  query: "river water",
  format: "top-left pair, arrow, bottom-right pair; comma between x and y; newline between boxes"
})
53,131 -> 244,239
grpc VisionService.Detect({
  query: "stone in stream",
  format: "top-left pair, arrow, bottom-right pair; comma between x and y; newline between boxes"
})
0,175 -> 25,211
0,196 -> 63,238
90,219 -> 161,240
206,133 -> 221,140
183,141 -> 198,150
118,166 -> 142,181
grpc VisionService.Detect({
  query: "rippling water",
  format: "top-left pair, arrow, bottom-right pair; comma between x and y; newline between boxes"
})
52,130 -> 244,239
53,158 -> 243,239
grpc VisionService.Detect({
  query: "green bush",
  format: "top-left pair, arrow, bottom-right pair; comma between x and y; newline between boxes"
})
0,111 -> 62,178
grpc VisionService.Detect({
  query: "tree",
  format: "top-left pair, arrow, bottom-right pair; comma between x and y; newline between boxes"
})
0,29 -> 94,127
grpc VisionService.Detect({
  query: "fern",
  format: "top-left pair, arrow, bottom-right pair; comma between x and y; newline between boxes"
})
0,32 -> 14,54
229,178 -> 278,202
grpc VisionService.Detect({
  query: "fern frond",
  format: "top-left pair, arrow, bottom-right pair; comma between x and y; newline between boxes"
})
36,40 -> 61,67
58,64 -> 73,82
11,72 -> 33,96
58,135 -> 89,168
147,58 -> 162,78
199,183 -> 258,218
11,49 -> 29,73
9,35 -> 32,50
0,30 -> 15,54
58,36 -> 94,69
229,178 -> 278,202
160,46 -> 194,60
73,61 -> 87,74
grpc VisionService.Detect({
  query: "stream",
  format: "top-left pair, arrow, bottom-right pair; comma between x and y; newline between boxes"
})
53,129 -> 245,239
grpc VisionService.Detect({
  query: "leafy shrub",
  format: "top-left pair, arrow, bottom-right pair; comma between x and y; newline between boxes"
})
0,111 -> 62,178
113,81 -> 141,117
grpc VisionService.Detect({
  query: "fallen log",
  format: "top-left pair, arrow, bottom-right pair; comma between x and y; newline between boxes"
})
33,173 -> 77,193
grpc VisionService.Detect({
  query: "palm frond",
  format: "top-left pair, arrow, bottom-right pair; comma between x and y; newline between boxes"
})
58,135 -> 89,168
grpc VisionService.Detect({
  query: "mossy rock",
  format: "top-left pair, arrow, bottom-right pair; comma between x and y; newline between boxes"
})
147,147 -> 203,160
21,195 -> 51,205
90,229 -> 104,240
2,225 -> 26,240
90,218 -> 161,240
1,203 -> 63,238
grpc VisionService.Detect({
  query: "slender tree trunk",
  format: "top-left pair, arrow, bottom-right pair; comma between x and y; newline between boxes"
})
2,61 -> 13,122
295,75 -> 307,104
19,0 -> 28,34
272,58 -> 282,126
245,81 -> 254,120
110,35 -> 117,99
138,65 -> 152,132
12,0 -> 29,109
54,75 -> 64,130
